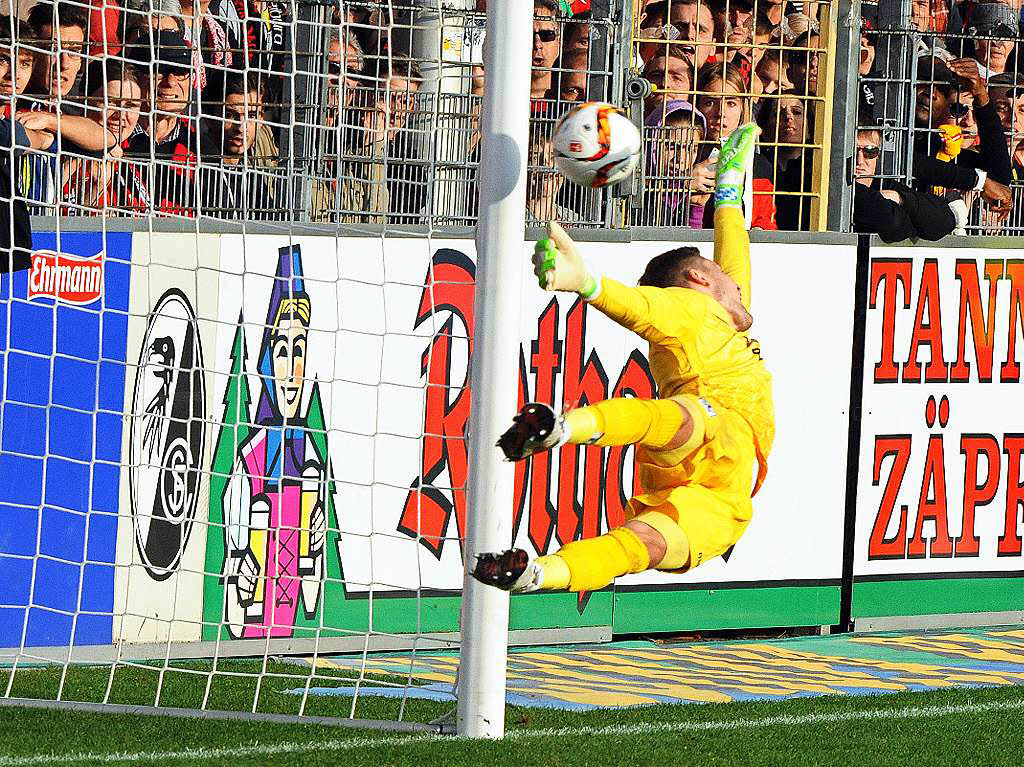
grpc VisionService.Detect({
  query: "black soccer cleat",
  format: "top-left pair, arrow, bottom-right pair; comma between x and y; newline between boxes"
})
496,402 -> 565,461
471,548 -> 542,592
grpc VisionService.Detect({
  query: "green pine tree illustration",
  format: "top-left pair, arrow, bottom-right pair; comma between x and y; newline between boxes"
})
202,318 -> 253,640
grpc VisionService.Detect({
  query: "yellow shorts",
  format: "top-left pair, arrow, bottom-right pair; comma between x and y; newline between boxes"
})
625,395 -> 757,571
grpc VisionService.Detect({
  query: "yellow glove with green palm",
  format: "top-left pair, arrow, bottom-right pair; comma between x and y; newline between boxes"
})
531,221 -> 601,300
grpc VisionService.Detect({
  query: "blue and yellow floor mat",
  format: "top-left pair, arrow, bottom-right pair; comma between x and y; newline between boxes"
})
296,626 -> 1024,710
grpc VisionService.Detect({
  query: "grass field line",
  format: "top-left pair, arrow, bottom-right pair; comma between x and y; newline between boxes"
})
3,696 -> 1024,766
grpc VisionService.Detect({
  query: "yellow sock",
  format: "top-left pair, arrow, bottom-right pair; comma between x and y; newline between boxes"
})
563,398 -> 683,449
538,527 -> 651,592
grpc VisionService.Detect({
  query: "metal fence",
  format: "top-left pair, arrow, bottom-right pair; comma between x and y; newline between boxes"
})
852,0 -> 1024,236
2,0 -> 843,231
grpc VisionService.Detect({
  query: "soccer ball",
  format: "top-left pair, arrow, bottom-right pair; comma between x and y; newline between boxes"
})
551,102 -> 642,188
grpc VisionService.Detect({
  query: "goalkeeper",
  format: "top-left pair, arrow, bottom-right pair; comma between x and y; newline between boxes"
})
473,123 -> 773,593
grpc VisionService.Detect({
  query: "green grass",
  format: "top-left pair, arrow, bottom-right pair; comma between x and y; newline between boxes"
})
0,667 -> 1022,766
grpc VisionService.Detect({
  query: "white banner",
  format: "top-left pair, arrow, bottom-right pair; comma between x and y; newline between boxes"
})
856,246 -> 1024,577
205,235 -> 854,600
115,232 -> 222,643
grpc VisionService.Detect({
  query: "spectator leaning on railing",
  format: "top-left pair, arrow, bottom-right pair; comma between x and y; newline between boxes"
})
695,60 -> 776,229
853,116 -> 968,241
124,27 -> 204,216
200,71 -> 282,219
20,2 -> 116,209
75,60 -> 149,214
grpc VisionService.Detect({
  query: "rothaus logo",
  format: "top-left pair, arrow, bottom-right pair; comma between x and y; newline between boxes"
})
28,250 -> 103,304
129,289 -> 207,580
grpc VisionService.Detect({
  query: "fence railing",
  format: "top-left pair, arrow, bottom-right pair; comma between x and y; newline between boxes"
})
4,0 -> 843,232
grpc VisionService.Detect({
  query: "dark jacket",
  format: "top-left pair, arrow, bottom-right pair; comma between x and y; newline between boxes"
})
0,119 -> 32,272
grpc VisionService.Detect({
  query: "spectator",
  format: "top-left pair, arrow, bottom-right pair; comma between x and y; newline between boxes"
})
532,0 -> 561,101
0,19 -> 36,116
557,49 -> 595,103
786,30 -> 820,95
754,48 -> 784,97
915,55 -> 957,128
643,98 -> 706,227
637,0 -> 715,71
526,130 -> 580,223
309,57 -> 421,224
990,71 -> 1024,171
915,57 -> 1013,187
200,72 -> 283,218
70,60 -> 149,213
757,0 -> 786,30
563,11 -> 592,53
853,120 -> 967,241
968,3 -> 1019,77
758,89 -> 812,230
695,61 -> 776,229
124,28 -> 204,215
951,89 -> 979,149
25,1 -> 90,103
20,3 -> 114,208
784,12 -> 818,45
179,0 -> 233,88
0,23 -> 36,269
909,57 -> 1014,225
643,52 -> 693,117
326,27 -> 364,126
859,16 -> 877,110
709,0 -> 754,66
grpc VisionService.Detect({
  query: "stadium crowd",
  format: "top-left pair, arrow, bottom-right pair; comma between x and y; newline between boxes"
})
0,0 -> 836,229
17,0 -> 1018,235
856,0 -> 1024,239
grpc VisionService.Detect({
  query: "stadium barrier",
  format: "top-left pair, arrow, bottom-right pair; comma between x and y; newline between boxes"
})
0,224 -> 854,661
2,225 -> 1021,660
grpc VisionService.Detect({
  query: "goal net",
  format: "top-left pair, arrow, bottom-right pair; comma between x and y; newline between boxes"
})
0,0 -> 622,733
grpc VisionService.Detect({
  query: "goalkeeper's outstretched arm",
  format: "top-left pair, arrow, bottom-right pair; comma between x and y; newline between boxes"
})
534,221 -> 701,344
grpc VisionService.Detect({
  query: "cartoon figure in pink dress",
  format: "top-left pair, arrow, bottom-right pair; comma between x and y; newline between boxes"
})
222,246 -> 329,638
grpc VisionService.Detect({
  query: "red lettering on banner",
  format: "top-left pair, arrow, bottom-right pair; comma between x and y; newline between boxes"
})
1000,263 -> 1024,383
399,251 -> 475,558
998,435 -> 1024,556
401,250 -> 658,568
957,435 -> 1000,558
526,300 -> 562,553
951,261 -> 1002,383
907,435 -> 953,558
556,299 -> 610,547
903,260 -> 948,384
870,260 -> 913,383
868,436 -> 912,559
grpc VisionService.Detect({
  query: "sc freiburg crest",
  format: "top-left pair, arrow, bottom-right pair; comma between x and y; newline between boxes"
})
129,288 -> 206,581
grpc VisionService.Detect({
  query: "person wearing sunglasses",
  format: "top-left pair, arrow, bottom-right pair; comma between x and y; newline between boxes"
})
949,93 -> 979,150
853,120 -> 970,242
532,0 -> 561,100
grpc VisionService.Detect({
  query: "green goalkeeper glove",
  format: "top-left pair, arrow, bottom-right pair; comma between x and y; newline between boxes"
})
532,221 -> 601,300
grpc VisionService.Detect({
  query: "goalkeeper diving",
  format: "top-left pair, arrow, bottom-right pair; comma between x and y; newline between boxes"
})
472,122 -> 774,593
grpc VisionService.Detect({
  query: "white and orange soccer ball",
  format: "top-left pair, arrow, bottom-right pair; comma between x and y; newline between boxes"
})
551,101 -> 642,188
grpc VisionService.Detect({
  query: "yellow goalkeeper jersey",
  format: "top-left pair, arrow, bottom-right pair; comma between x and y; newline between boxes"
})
589,254 -> 774,471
